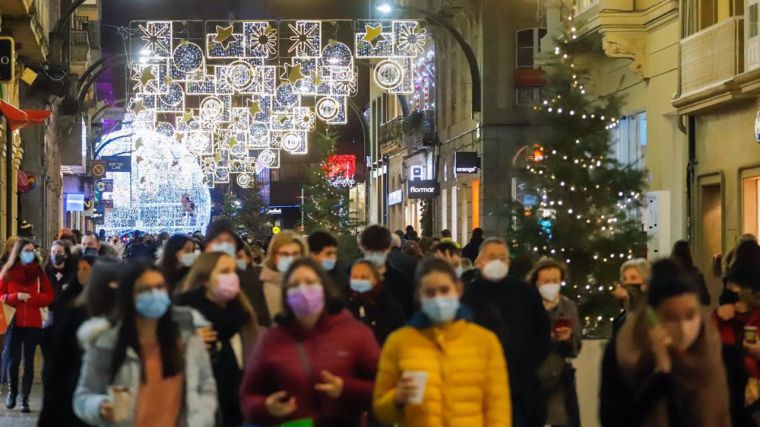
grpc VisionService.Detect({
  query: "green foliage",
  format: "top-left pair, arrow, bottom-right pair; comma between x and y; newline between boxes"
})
218,181 -> 270,240
510,31 -> 647,337
302,131 -> 358,234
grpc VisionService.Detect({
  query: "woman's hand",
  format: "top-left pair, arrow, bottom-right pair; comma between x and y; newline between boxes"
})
393,376 -> 418,407
314,370 -> 343,399
16,293 -> 31,302
649,324 -> 673,373
555,326 -> 572,342
611,284 -> 629,302
265,391 -> 297,418
99,400 -> 115,421
744,339 -> 760,359
196,326 -> 217,350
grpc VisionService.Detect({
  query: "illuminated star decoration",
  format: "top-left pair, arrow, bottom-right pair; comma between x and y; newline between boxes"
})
363,24 -> 386,48
131,100 -> 146,114
139,67 -> 156,87
180,110 -> 194,123
248,100 -> 262,116
288,22 -> 320,57
214,25 -> 236,49
310,70 -> 322,86
281,63 -> 306,84
139,22 -> 171,56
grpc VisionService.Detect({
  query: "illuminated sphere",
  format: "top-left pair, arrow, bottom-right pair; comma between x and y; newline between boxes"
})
96,128 -> 211,235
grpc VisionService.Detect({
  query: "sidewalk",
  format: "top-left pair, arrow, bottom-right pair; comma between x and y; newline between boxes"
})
0,352 -> 42,427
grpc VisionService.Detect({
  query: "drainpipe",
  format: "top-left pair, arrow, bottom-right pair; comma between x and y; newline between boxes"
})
686,115 -> 696,242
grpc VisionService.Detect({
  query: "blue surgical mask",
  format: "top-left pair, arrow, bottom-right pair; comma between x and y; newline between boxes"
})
321,258 -> 337,271
211,242 -> 236,258
277,256 -> 295,273
364,251 -> 387,267
135,289 -> 171,319
180,252 -> 198,268
20,251 -> 36,265
236,259 -> 248,271
455,266 -> 464,278
350,279 -> 374,293
421,296 -> 460,324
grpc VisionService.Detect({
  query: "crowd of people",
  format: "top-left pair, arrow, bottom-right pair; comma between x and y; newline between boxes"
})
0,220 -> 757,426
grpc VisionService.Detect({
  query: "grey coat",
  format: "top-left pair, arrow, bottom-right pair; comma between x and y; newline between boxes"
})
73,307 -> 218,427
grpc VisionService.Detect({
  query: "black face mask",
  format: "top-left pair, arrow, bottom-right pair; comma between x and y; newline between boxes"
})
51,254 -> 66,266
623,284 -> 645,310
84,247 -> 98,256
722,289 -> 740,305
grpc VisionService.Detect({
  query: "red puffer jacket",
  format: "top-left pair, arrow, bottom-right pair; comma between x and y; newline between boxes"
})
0,263 -> 54,329
240,309 -> 379,427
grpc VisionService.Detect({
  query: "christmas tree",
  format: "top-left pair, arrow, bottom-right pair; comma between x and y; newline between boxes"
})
234,180 -> 270,240
510,25 -> 647,336
302,130 -> 354,234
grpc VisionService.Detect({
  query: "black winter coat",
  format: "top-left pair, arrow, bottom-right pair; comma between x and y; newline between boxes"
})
462,273 -> 552,427
382,264 -> 414,319
346,287 -> 406,345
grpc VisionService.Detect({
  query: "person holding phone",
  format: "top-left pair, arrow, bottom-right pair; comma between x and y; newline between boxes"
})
239,257 -> 379,426
600,258 -> 730,427
73,262 -> 217,427
373,258 -> 510,427
528,258 -> 581,427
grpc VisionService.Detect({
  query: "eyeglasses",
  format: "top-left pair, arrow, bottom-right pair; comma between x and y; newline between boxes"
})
277,251 -> 301,257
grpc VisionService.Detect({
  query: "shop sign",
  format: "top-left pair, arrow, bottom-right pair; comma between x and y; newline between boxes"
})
408,180 -> 438,199
266,208 -> 283,215
0,38 -> 14,83
103,156 -> 132,172
455,152 -> 479,174
755,112 -> 760,143
389,190 -> 403,206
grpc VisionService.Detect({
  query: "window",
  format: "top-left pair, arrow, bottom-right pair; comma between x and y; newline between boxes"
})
751,3 -> 759,37
515,28 -> 547,107
610,112 -> 647,169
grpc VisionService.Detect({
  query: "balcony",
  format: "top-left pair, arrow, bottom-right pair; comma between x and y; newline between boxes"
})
2,0 -> 49,63
575,0 -> 600,14
680,17 -> 744,96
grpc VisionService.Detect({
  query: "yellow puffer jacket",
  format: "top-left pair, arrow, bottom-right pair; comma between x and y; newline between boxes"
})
373,318 -> 511,427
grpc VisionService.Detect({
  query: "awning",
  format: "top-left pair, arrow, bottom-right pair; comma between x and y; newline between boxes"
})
0,100 -> 51,131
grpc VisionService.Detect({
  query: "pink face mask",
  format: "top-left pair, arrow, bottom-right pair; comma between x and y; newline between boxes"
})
212,273 -> 240,302
286,284 -> 325,317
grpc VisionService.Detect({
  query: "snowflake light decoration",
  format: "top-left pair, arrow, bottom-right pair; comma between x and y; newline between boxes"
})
245,22 -> 278,58
138,21 -> 173,58
287,21 -> 322,58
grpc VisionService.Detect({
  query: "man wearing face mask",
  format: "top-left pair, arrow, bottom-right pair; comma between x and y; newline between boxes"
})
461,237 -> 551,427
308,231 -> 349,294
359,225 -> 414,318
204,219 -> 239,258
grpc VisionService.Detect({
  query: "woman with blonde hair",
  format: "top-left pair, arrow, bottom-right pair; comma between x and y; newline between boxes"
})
176,252 -> 259,427
259,230 -> 309,320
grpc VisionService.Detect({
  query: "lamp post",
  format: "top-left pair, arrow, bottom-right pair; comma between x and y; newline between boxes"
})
376,1 -> 481,116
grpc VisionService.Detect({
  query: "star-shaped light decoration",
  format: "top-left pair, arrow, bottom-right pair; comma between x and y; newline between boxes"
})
139,67 -> 156,86
180,110 -> 194,123
363,24 -> 386,48
214,25 -> 236,49
248,100 -> 262,116
134,138 -> 144,149
310,70 -> 323,86
131,100 -> 146,114
227,136 -> 238,148
281,63 -> 306,84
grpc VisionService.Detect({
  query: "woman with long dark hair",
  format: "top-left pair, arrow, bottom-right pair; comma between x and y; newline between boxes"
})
0,238 -> 54,412
74,262 -> 217,427
240,257 -> 379,426
177,252 -> 259,427
39,258 -> 121,427
159,234 -> 197,294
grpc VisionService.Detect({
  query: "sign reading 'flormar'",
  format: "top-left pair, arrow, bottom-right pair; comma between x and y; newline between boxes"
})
408,180 -> 439,199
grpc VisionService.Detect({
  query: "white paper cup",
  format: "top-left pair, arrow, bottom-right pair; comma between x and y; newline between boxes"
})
402,371 -> 428,405
108,386 -> 131,422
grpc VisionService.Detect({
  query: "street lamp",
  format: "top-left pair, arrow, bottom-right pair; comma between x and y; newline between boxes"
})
375,1 -> 481,115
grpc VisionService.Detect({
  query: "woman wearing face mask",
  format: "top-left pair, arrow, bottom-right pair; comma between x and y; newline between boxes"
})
177,252 -> 258,427
259,231 -> 308,321
236,242 -> 272,327
346,260 -> 405,345
529,258 -> 581,427
44,240 -> 76,309
74,262 -> 217,427
611,259 -> 651,334
373,258 -> 510,426
39,258 -> 120,427
159,234 -> 197,295
0,238 -> 54,412
240,258 -> 379,426
600,258 -> 731,427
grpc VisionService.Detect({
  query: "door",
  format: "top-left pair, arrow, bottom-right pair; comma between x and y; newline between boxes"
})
699,181 -> 723,304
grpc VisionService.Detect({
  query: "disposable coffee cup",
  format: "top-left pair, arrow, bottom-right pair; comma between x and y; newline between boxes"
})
108,386 -> 131,422
402,371 -> 428,405
745,326 -> 759,343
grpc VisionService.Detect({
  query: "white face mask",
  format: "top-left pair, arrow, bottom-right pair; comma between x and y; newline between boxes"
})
538,283 -> 561,302
482,260 -> 509,282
